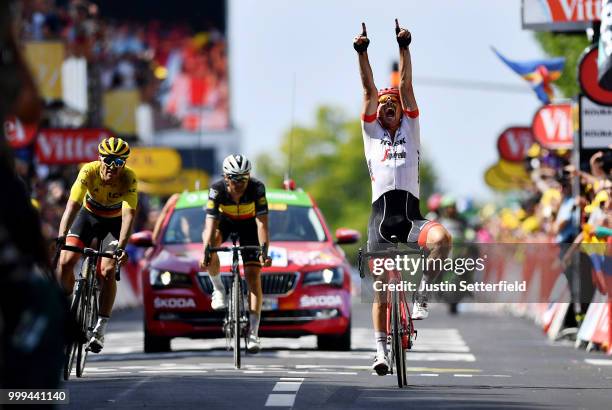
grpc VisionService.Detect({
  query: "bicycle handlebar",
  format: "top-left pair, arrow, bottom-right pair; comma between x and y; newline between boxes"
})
61,244 -> 122,281
208,245 -> 263,253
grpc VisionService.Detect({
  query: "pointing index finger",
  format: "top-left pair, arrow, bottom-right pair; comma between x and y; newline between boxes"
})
395,18 -> 400,34
362,22 -> 367,37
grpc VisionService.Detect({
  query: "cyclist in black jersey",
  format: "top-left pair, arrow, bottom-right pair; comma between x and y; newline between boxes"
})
199,154 -> 272,353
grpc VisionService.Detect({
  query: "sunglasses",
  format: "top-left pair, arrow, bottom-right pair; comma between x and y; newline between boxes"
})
227,174 -> 250,183
100,156 -> 126,168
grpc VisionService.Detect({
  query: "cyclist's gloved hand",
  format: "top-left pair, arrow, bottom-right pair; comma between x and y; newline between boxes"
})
395,18 -> 411,49
260,243 -> 272,267
114,247 -> 128,264
353,22 -> 370,54
200,246 -> 212,269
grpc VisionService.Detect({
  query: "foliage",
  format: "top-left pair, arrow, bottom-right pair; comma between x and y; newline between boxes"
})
534,32 -> 591,98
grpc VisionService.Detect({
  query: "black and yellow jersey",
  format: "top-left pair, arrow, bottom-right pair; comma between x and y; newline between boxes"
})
206,178 -> 268,221
69,161 -> 138,218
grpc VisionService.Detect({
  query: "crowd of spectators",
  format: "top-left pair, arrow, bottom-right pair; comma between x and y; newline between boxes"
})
13,0 -> 228,241
18,0 -> 229,130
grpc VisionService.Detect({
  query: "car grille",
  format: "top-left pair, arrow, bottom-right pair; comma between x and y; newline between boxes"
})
198,272 -> 298,296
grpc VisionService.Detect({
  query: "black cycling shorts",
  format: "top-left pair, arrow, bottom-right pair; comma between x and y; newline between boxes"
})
367,190 -> 439,252
217,217 -> 261,266
67,208 -> 121,249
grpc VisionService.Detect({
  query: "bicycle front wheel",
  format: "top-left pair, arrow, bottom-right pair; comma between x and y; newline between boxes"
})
63,280 -> 84,381
391,290 -> 407,388
233,275 -> 241,369
77,277 -> 98,377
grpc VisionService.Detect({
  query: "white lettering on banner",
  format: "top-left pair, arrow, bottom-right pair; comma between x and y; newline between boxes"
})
300,295 -> 343,308
580,96 -> 612,148
36,130 -> 107,164
154,297 -> 196,309
541,109 -> 572,140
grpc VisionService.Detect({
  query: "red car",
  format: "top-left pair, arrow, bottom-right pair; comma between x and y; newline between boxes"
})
130,188 -> 360,352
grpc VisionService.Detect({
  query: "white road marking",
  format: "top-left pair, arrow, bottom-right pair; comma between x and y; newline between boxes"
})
266,379 -> 303,407
453,374 -> 473,377
585,359 -> 612,366
273,382 -> 302,392
265,394 -> 296,407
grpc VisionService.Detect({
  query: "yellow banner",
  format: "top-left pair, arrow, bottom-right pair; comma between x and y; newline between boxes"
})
139,169 -> 210,196
129,147 -> 182,181
24,41 -> 65,100
103,90 -> 140,135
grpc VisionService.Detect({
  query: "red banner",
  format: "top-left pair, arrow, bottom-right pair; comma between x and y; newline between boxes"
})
4,117 -> 38,149
531,104 -> 574,149
35,128 -> 111,165
497,127 -> 535,162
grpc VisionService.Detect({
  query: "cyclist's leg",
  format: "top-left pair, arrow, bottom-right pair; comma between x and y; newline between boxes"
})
414,220 -> 452,285
208,220 -> 229,309
240,222 -> 263,350
96,216 -> 123,318
368,196 -> 391,373
58,209 -> 95,295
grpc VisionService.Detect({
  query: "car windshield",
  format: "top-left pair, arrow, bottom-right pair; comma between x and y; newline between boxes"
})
162,204 -> 327,244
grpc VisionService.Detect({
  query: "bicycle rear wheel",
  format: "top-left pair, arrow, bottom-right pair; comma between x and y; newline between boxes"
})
233,275 -> 241,369
63,280 -> 84,380
391,290 -> 407,388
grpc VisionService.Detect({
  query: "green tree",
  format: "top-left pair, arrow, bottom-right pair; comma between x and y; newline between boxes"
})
535,32 -> 590,98
257,106 -> 439,261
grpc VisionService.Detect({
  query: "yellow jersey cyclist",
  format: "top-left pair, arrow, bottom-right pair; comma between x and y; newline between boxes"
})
199,154 -> 272,354
57,137 -> 137,353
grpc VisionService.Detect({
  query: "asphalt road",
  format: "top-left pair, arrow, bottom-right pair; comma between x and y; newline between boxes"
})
62,301 -> 612,410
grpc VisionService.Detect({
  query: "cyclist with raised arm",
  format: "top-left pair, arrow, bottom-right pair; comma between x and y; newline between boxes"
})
200,154 -> 272,354
354,20 -> 452,375
57,137 -> 137,353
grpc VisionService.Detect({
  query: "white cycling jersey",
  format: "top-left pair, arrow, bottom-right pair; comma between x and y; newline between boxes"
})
361,110 -> 420,203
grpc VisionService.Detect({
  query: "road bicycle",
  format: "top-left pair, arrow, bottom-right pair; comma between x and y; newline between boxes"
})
206,233 -> 262,369
58,242 -> 120,380
358,239 -> 423,388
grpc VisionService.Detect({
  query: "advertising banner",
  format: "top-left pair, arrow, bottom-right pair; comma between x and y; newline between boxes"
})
103,90 -> 140,135
35,128 -> 112,165
580,95 -> 612,148
497,127 -> 535,162
24,41 -> 65,100
600,0 -> 612,89
531,103 -> 574,149
4,117 -> 38,149
579,46 -> 612,105
522,0 -> 602,31
129,147 -> 182,181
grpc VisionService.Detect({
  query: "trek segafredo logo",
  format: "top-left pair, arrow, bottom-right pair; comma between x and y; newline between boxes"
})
154,297 -> 196,309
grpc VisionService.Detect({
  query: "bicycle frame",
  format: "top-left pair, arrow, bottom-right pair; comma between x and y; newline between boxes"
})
207,233 -> 262,369
60,243 -> 118,380
358,245 -> 422,388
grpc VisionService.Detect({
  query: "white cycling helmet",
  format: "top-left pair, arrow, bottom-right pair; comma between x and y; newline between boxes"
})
222,154 -> 252,175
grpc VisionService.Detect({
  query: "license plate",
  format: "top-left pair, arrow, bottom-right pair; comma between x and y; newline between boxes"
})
261,298 -> 278,311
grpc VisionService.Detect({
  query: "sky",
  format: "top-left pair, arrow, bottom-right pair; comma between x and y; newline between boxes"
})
228,0 -> 546,200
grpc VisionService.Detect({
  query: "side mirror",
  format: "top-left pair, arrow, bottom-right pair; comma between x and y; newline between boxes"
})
129,230 -> 154,247
335,228 -> 360,245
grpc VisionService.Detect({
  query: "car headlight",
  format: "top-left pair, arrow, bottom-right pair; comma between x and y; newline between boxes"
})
303,267 -> 343,287
149,268 -> 192,289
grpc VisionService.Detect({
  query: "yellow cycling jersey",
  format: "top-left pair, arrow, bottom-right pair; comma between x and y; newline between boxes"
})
69,161 -> 138,218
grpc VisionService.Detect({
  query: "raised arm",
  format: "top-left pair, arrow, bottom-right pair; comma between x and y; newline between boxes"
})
354,22 -> 378,117
395,19 -> 417,112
